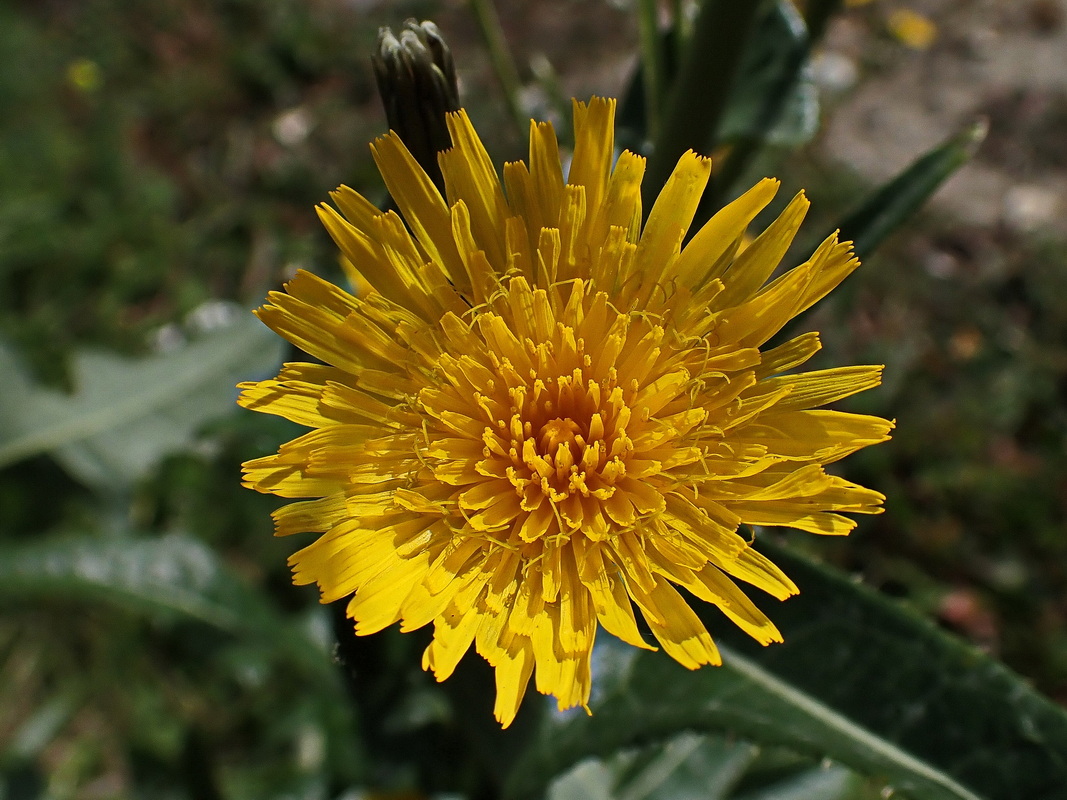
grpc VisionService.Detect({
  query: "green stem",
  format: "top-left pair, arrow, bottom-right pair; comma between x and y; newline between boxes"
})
637,0 -> 663,141
644,0 -> 764,206
529,53 -> 573,144
467,0 -> 527,138
670,0 -> 688,48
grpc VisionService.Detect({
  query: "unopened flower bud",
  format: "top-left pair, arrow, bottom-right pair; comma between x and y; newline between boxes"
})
372,19 -> 459,191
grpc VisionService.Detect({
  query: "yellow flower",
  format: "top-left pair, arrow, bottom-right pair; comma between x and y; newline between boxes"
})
887,9 -> 938,50
240,98 -> 892,727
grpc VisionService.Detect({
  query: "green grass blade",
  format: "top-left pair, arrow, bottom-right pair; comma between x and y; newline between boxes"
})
835,120 -> 988,260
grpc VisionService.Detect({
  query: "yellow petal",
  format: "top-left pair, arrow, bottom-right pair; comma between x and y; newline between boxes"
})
755,332 -> 822,378
674,177 -> 780,289
572,537 -> 654,650
688,564 -> 783,645
634,151 -> 711,306
494,640 -> 535,728
711,546 -> 799,601
527,119 -> 565,232
732,409 -> 895,463
753,365 -> 884,413
568,97 -> 616,220
271,494 -> 348,537
716,191 -> 809,308
440,109 -> 510,270
587,150 -> 645,255
237,379 -> 338,428
371,132 -> 466,290
630,578 -> 721,669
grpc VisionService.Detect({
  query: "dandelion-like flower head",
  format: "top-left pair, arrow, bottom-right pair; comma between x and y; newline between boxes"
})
240,98 -> 892,726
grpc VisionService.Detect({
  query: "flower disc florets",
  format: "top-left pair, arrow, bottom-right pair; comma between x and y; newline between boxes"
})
430,281 -> 687,545
239,98 -> 893,726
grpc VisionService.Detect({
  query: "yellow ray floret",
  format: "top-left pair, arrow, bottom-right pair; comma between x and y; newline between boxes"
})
240,97 -> 893,728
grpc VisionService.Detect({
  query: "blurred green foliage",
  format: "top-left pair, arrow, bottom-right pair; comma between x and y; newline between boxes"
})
3,0 -> 1067,797
0,0 -> 385,387
0,0 -> 390,793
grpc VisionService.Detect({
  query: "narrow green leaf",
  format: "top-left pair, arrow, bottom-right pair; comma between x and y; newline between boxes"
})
618,734 -> 754,800
834,120 -> 988,259
467,0 -> 526,139
547,733 -> 875,800
701,0 -> 818,216
0,309 -> 284,488
716,540 -> 1067,799
508,642 -> 975,800
547,759 -> 618,800
628,1 -> 819,217
616,26 -> 675,155
506,540 -> 1067,800
636,0 -> 665,141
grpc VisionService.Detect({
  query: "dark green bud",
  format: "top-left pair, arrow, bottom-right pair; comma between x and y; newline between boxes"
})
372,19 -> 460,191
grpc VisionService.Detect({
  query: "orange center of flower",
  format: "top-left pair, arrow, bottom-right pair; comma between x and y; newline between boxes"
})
539,417 -> 582,453
430,288 -> 674,545
503,374 -> 630,515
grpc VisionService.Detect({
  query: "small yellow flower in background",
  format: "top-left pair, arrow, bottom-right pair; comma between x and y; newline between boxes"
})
66,58 -> 102,92
240,98 -> 892,727
888,9 -> 938,50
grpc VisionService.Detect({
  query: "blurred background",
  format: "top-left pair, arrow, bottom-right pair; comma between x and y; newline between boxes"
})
1,0 -> 1066,797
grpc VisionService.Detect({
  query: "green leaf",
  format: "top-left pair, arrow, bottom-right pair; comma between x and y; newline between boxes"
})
635,0 -> 667,142
505,540 -> 1067,800
548,734 -> 756,800
614,734 -> 754,800
621,2 -> 818,154
0,533 -> 262,630
623,1 -> 819,215
0,532 -> 366,790
732,764 -> 868,800
834,120 -> 988,259
2,695 -> 76,762
0,533 -> 358,772
717,1 -> 819,148
547,733 -> 874,800
0,533 -> 330,679
0,307 -> 284,489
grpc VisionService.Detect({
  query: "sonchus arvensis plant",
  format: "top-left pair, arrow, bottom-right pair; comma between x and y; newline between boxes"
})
239,98 -> 892,727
